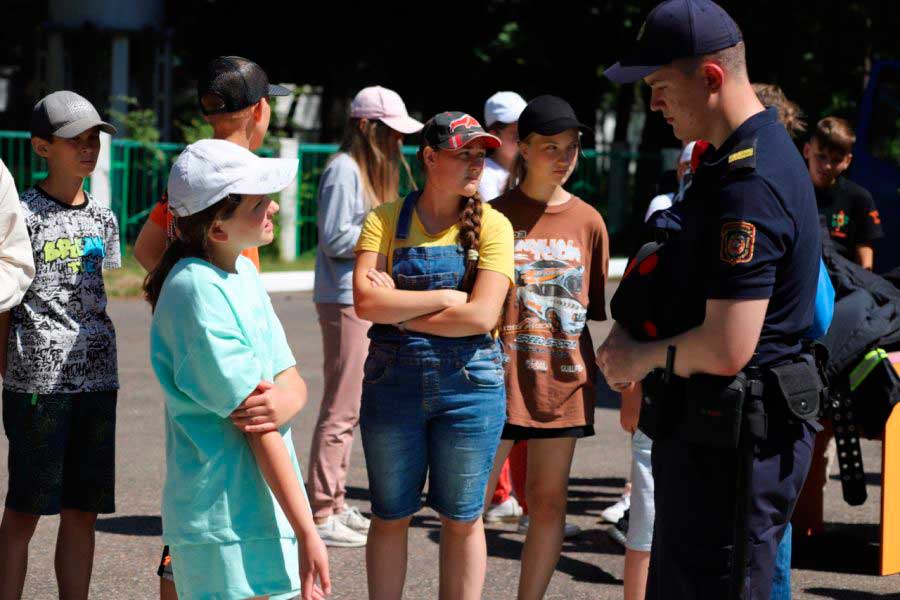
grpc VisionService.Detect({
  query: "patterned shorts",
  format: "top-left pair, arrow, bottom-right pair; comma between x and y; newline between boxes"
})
2,388 -> 117,515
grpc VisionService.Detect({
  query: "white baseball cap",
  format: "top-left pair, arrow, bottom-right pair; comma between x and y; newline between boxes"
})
167,139 -> 298,217
484,91 -> 527,128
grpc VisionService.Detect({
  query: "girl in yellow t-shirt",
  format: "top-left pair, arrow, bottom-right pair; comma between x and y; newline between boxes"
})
353,111 -> 513,600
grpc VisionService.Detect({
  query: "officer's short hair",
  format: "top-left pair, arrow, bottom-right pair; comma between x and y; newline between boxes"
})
680,41 -> 748,81
811,117 -> 856,156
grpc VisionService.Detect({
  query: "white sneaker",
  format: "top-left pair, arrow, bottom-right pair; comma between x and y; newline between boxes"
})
335,506 -> 371,533
484,497 -> 523,523
316,516 -> 367,547
599,492 -> 631,524
516,515 -> 582,538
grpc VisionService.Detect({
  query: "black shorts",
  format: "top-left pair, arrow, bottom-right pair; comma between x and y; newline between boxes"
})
2,388 -> 117,515
501,423 -> 595,440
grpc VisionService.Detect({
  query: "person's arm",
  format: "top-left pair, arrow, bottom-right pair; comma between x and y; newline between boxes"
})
318,179 -> 363,260
0,163 -> 35,312
597,298 -> 769,387
246,431 -> 330,599
353,250 -> 467,324
230,367 -> 307,433
0,311 -> 9,378
402,269 -> 510,337
620,381 -> 641,434
854,243 -> 874,270
134,219 -> 168,272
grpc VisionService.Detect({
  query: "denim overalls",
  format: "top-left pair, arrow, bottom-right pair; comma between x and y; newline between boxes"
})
359,192 -> 507,522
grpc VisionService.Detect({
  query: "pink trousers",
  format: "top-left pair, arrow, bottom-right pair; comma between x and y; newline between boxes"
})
307,303 -> 370,519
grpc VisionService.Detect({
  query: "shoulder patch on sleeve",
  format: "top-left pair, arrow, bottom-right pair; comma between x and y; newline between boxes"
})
720,221 -> 756,265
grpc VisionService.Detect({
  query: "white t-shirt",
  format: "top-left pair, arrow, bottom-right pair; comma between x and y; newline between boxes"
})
478,157 -> 509,202
0,161 -> 35,311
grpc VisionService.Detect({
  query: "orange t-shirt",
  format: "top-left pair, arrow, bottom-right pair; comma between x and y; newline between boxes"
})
148,196 -> 261,271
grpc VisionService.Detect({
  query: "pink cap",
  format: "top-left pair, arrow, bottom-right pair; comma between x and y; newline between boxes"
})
350,86 -> 424,135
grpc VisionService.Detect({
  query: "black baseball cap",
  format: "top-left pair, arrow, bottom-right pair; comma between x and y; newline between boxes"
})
517,95 -> 590,141
420,112 -> 501,151
605,0 -> 742,84
198,56 -> 291,116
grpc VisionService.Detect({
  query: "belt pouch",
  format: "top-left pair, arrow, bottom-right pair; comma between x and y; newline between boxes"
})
768,355 -> 822,422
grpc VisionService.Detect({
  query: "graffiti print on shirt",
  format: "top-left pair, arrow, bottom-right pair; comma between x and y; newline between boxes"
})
4,187 -> 121,394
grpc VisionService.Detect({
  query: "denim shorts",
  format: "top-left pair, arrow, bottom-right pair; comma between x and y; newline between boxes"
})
360,340 -> 506,522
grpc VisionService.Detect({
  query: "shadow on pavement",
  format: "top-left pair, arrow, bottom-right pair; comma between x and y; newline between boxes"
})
343,486 -> 372,503
802,589 -> 900,599
792,523 -> 881,576
96,515 -> 162,536
829,471 -> 882,487
422,527 -> 623,586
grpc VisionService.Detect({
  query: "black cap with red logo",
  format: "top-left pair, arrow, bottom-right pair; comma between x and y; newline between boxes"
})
420,112 -> 502,151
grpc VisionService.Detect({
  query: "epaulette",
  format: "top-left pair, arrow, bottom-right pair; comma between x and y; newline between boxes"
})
726,139 -> 757,173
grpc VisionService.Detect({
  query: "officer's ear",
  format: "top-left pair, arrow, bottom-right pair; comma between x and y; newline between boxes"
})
701,62 -> 725,93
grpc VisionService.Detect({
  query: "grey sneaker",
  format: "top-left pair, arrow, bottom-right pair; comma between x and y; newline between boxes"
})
316,515 -> 367,547
516,515 -> 582,538
335,506 -> 371,534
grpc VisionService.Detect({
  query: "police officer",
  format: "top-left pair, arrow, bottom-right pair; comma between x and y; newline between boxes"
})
597,1 -> 821,598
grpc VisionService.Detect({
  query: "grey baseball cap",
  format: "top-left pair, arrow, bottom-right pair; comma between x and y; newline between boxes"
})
30,91 -> 117,140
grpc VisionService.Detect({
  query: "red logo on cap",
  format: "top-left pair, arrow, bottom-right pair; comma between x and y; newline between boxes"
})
449,114 -> 480,131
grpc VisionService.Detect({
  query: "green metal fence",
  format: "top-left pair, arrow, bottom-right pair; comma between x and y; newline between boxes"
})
109,140 -> 184,255
1,131 -> 660,262
293,145 -> 649,257
0,130 -> 91,193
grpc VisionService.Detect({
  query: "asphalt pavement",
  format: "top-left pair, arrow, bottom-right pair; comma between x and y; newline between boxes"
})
1,290 -> 896,599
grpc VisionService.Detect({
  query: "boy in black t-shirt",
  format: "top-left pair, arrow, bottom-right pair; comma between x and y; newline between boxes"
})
803,116 -> 884,269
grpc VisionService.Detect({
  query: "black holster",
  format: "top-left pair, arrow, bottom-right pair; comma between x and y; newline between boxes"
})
638,370 -> 766,448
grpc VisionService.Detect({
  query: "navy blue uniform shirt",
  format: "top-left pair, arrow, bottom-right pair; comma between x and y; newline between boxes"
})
691,107 -> 819,365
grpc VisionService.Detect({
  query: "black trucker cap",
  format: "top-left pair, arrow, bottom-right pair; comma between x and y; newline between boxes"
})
517,95 -> 590,141
198,56 -> 291,116
604,0 -> 742,84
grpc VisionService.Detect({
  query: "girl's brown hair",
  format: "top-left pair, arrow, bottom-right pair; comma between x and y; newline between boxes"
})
417,145 -> 483,293
752,83 -> 807,139
143,195 -> 242,311
338,118 -> 415,209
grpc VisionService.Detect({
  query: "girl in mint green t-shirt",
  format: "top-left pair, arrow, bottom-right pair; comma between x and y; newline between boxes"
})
145,140 -> 330,600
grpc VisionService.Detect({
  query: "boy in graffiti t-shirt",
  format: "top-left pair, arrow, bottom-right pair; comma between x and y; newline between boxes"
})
0,91 -> 120,599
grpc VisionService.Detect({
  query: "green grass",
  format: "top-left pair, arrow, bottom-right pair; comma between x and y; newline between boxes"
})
104,253 -> 147,298
258,249 -> 316,272
104,247 -> 317,298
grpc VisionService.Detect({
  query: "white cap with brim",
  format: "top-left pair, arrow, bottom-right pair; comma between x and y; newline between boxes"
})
484,91 -> 527,127
167,139 -> 298,218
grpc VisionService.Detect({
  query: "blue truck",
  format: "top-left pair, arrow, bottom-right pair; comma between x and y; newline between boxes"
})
849,60 -> 900,273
